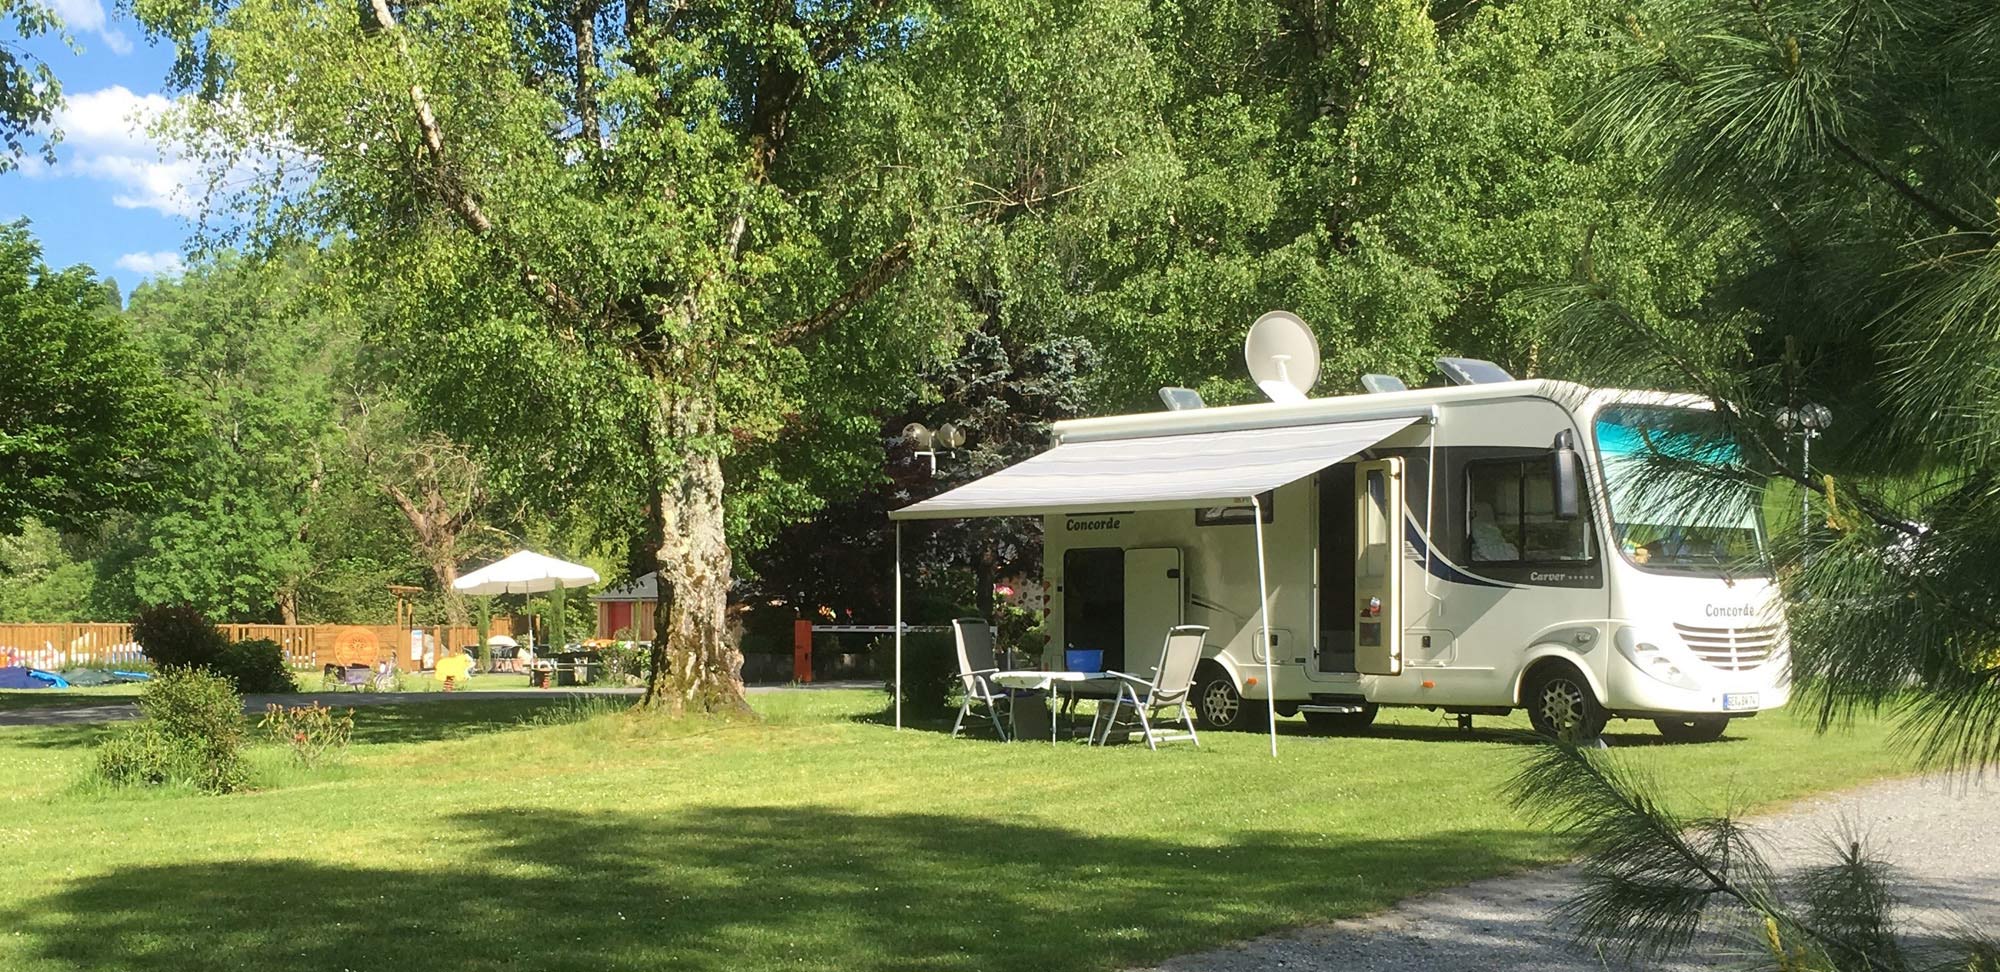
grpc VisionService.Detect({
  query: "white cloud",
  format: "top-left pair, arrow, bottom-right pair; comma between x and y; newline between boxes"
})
41,86 -> 200,217
44,0 -> 132,55
115,250 -> 186,277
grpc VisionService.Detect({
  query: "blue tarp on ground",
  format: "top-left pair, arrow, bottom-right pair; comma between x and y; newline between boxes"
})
0,666 -> 48,689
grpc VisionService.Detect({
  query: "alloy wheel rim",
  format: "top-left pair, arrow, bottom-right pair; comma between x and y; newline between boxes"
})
1539,679 -> 1586,730
1203,681 -> 1238,724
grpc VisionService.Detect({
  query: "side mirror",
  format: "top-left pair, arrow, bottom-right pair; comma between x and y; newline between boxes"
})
1551,430 -> 1582,520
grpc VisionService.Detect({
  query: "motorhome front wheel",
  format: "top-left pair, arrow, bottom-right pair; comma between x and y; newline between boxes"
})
1526,665 -> 1608,740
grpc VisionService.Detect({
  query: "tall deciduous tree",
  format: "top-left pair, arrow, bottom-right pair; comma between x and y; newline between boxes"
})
0,221 -> 194,538
1045,0 -> 1724,409
120,251 -> 350,621
136,0 -> 1166,712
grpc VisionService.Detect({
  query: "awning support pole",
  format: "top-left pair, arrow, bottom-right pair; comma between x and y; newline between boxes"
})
1252,495 -> 1277,758
894,520 -> 904,731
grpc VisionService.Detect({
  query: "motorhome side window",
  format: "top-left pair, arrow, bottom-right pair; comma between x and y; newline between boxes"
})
1195,490 -> 1274,526
1464,459 -> 1591,563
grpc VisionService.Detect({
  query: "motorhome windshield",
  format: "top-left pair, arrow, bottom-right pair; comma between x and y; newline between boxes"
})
1594,405 -> 1769,577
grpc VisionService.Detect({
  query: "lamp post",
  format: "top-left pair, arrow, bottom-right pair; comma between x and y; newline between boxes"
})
1774,403 -> 1832,536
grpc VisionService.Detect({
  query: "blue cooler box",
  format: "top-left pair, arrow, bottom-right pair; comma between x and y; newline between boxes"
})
1065,648 -> 1104,673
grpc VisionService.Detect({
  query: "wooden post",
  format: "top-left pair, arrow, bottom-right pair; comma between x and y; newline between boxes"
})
793,619 -> 813,683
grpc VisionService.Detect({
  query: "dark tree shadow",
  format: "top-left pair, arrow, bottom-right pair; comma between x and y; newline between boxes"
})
0,805 -> 1545,972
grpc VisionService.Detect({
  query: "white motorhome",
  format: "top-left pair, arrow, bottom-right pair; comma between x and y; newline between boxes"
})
890,320 -> 1788,743
1037,378 -> 1787,742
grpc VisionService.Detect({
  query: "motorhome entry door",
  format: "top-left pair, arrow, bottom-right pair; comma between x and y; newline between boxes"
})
1122,547 -> 1184,678
1354,459 -> 1405,676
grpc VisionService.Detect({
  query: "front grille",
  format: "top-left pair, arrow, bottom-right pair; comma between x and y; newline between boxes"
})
1674,623 -> 1781,671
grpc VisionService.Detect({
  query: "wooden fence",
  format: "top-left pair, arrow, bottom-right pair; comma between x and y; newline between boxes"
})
0,619 -> 515,671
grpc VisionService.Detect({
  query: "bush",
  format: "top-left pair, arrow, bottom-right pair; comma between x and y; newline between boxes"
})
258,702 -> 354,767
132,602 -> 227,670
595,643 -> 650,684
96,668 -> 248,793
215,638 -> 295,694
879,632 -> 958,719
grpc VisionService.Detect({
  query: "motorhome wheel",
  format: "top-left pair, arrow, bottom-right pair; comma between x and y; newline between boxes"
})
1653,715 -> 1729,743
1193,665 -> 1266,731
1525,665 -> 1608,740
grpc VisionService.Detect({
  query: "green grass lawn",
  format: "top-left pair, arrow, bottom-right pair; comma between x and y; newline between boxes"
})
0,690 -> 1914,972
0,670 -> 633,710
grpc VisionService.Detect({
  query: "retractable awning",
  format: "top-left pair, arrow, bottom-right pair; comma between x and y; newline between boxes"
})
890,414 -> 1421,520
886,411 -> 1424,758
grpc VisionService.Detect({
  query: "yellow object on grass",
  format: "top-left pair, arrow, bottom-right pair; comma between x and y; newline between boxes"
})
435,653 -> 473,686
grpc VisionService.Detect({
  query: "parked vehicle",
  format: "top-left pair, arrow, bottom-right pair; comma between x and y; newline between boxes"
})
892,320 -> 1785,744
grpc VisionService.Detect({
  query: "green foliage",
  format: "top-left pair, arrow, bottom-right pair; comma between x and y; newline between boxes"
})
594,643 -> 650,685
132,602 -> 228,671
0,222 -> 197,539
0,0 -> 63,171
215,638 -> 295,694
96,668 -> 249,794
883,632 -> 958,719
0,520 -> 101,622
257,701 -> 354,767
994,603 -> 1048,666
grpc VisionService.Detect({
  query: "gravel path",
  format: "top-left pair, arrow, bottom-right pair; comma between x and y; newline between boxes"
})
0,679 -> 878,727
1140,773 -> 1999,972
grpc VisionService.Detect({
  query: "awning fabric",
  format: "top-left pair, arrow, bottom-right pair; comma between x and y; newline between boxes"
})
890,414 -> 1420,520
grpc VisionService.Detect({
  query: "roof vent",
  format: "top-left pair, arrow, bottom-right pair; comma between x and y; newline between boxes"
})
1158,387 -> 1206,411
1360,374 -> 1408,394
1435,357 -> 1515,386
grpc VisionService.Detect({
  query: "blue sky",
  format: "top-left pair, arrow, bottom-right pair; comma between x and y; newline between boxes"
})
1,2 -> 197,297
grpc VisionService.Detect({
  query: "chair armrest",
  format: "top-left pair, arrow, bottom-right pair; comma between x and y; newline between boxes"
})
1104,671 -> 1154,686
963,668 -> 1000,678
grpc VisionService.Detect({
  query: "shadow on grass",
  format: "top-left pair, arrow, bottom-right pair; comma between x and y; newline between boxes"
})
0,804 -> 1545,972
853,700 -> 1745,749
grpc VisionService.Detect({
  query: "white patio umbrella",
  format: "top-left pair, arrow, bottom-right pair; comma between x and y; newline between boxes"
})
453,551 -> 601,654
452,550 -> 601,595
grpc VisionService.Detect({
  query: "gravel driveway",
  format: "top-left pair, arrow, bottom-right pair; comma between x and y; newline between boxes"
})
1139,772 -> 1998,972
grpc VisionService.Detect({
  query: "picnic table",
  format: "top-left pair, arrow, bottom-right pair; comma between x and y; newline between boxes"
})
991,670 -> 1124,743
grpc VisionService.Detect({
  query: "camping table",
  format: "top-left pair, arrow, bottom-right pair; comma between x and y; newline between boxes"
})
992,671 -> 1123,743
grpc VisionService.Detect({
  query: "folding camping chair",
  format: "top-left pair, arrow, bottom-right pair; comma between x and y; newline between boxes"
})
951,618 -> 1011,741
1093,625 -> 1207,750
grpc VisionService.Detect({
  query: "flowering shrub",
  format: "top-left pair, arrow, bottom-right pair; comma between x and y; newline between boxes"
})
258,701 -> 355,767
95,668 -> 248,793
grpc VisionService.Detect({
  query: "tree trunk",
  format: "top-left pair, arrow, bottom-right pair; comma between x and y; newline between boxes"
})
640,404 -> 746,714
434,557 -> 470,627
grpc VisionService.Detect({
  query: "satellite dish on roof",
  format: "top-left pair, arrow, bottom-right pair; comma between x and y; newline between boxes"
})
1244,311 -> 1320,404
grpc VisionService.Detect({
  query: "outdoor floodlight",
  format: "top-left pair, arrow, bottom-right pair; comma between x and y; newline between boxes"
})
903,421 -> 962,476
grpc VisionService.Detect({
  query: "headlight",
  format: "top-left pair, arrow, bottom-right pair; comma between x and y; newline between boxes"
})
1615,626 -> 1700,690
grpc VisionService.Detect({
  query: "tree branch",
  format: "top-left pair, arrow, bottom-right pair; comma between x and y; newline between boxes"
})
1825,133 -> 1986,236
770,239 -> 912,345
363,0 -> 586,319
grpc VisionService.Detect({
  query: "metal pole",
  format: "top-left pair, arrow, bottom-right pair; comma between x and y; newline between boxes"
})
1252,495 -> 1277,758
1800,433 -> 1812,538
894,520 -> 904,731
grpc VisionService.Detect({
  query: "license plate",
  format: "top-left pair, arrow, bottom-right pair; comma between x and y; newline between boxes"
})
1723,693 -> 1759,711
